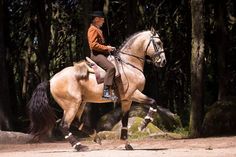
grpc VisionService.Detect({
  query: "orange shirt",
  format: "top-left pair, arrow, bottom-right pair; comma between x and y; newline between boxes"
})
87,24 -> 109,53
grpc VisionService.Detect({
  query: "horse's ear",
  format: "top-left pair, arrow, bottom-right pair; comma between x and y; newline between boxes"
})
150,27 -> 156,35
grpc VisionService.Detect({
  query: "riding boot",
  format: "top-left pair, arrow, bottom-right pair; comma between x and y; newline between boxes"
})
102,85 -> 112,99
102,85 -> 118,101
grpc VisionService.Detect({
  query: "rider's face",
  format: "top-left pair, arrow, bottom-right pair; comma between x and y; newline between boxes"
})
94,17 -> 105,28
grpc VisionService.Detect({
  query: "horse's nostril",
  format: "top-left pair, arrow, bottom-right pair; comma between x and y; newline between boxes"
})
163,59 -> 167,65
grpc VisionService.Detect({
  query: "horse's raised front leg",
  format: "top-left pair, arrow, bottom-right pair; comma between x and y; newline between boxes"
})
131,90 -> 158,131
120,100 -> 133,150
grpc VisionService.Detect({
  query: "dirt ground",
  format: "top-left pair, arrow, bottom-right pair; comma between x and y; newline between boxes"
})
0,136 -> 236,157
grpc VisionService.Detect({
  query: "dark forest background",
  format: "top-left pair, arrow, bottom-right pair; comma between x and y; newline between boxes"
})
0,0 -> 235,137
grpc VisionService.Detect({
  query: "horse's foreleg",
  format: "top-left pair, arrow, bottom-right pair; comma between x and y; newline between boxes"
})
75,103 -> 102,145
78,123 -> 101,145
120,100 -> 133,150
121,111 -> 129,140
131,90 -> 157,131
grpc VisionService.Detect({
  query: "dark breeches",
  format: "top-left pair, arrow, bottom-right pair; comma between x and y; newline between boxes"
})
91,54 -> 115,86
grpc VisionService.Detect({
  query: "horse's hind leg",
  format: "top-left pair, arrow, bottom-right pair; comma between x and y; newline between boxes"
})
57,100 -> 88,151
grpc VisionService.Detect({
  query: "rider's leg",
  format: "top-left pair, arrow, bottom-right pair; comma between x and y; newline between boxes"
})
90,54 -> 116,99
102,63 -> 115,99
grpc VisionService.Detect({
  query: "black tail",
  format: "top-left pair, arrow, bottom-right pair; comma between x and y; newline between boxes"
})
27,81 -> 56,138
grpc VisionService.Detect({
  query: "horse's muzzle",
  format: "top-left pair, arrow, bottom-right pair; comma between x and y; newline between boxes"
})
153,52 -> 166,67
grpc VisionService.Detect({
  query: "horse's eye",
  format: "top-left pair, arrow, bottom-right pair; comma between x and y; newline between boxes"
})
156,41 -> 161,45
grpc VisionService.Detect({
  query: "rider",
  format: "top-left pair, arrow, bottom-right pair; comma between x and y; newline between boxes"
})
87,11 -> 116,100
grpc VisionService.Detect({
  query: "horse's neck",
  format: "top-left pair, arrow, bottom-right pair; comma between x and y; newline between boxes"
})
120,43 -> 145,71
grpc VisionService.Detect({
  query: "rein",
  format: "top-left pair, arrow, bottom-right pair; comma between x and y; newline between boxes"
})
113,33 -> 164,73
113,52 -> 143,73
119,51 -> 144,62
116,36 -> 159,72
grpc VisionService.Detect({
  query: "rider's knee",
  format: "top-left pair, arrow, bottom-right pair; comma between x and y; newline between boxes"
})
108,66 -> 116,74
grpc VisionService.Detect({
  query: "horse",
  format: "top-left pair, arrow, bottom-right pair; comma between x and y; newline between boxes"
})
27,28 -> 166,151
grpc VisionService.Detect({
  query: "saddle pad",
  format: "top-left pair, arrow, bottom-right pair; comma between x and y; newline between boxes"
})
86,57 -> 106,84
86,57 -> 120,84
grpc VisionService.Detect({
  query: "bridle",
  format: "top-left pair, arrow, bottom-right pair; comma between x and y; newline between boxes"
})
144,35 -> 165,59
117,35 -> 164,72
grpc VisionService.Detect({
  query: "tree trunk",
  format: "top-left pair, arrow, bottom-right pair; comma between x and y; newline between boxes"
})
81,0 -> 93,58
189,0 -> 205,137
33,0 -> 51,81
215,0 -> 228,100
22,37 -> 31,98
127,0 -> 137,35
0,0 -> 13,130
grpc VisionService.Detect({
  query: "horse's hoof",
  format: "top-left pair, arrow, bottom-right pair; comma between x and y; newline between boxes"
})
125,142 -> 134,150
93,135 -> 102,145
74,144 -> 89,152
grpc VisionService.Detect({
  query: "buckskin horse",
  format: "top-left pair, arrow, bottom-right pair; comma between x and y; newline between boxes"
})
27,28 -> 166,151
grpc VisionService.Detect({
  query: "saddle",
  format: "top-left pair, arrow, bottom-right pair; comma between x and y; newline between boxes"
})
85,56 -> 120,84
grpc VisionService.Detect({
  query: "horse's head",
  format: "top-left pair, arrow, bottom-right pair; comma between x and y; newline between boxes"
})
118,29 -> 166,69
143,29 -> 166,67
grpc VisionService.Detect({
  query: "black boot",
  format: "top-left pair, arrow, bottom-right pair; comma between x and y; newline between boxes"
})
102,85 -> 112,99
102,85 -> 118,101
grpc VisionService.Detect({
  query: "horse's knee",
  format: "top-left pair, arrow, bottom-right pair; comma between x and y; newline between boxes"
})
149,99 -> 157,109
139,99 -> 158,131
146,99 -> 158,120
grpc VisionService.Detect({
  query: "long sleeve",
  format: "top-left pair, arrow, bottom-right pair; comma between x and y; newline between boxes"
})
87,25 -> 109,53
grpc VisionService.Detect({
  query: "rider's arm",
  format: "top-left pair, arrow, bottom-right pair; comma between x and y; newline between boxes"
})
87,27 -> 110,53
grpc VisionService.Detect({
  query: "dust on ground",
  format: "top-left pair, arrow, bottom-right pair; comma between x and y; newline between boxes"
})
0,136 -> 236,157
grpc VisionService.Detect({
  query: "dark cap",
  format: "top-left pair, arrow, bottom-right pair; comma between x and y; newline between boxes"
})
89,11 -> 105,18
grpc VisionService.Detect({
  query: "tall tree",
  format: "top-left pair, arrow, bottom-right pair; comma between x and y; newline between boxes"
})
32,0 -> 51,81
215,0 -> 228,100
81,0 -> 93,57
127,0 -> 137,35
0,0 -> 13,130
189,0 -> 205,137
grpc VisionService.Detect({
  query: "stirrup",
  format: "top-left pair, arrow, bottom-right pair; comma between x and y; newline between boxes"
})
102,94 -> 118,101
102,85 -> 118,101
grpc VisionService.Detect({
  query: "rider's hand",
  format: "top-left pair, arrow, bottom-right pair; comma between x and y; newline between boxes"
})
107,46 -> 116,52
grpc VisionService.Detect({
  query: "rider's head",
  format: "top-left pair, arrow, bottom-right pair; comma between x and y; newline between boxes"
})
90,11 -> 105,28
